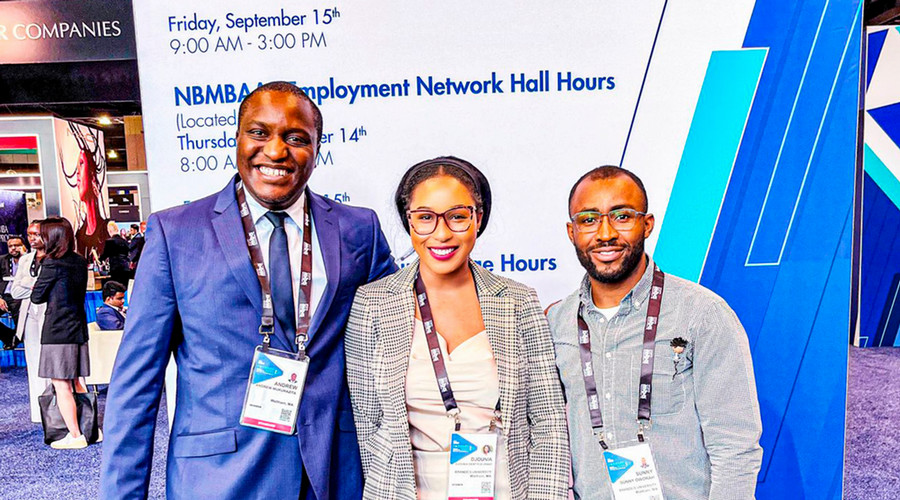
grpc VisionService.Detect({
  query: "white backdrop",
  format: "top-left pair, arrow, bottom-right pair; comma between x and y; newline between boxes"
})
134,1 -> 755,304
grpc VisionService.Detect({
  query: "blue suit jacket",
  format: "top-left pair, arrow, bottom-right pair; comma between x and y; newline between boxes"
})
100,177 -> 397,499
96,303 -> 126,330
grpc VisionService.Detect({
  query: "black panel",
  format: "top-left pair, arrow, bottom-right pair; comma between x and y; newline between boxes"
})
0,59 -> 140,106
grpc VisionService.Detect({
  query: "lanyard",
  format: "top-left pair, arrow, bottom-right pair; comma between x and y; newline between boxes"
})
414,271 -> 501,432
577,264 -> 665,449
236,182 -> 313,360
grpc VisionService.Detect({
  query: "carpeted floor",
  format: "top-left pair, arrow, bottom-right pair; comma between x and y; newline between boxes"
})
844,346 -> 900,499
0,367 -> 168,499
1,347 -> 898,498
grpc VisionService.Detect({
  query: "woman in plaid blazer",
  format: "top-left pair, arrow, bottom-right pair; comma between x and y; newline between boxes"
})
345,157 -> 569,499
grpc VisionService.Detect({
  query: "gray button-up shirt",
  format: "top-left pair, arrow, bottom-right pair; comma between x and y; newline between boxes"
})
547,258 -> 762,500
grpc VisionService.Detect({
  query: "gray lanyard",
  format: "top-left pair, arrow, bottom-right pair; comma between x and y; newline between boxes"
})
414,271 -> 501,431
235,182 -> 313,359
577,265 -> 665,449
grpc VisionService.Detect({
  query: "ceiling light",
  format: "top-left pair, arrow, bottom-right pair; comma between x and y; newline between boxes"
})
98,116 -> 112,126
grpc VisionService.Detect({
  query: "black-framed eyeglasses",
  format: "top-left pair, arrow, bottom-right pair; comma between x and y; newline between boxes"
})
407,205 -> 477,236
570,208 -> 646,233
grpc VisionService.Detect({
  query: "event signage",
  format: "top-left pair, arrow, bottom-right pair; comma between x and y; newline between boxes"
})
132,1 -> 756,301
0,0 -> 135,64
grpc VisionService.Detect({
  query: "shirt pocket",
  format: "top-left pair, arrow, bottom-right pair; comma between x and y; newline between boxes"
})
649,341 -> 686,416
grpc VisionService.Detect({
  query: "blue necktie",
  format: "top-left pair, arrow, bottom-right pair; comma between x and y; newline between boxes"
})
264,211 -> 295,346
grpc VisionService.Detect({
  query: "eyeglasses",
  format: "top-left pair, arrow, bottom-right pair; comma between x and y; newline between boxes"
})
407,206 -> 477,235
570,208 -> 646,233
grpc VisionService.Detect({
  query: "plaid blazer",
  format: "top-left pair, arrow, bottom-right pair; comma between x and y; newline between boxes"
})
345,262 -> 570,499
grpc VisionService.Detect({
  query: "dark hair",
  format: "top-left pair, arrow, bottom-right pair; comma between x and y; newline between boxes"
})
568,165 -> 649,213
130,224 -> 139,231
40,217 -> 76,259
394,156 -> 492,237
7,235 -> 27,251
103,280 -> 127,300
237,81 -> 323,144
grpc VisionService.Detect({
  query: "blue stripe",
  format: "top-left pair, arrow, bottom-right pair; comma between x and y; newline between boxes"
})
654,49 -> 766,282
864,144 -> 900,209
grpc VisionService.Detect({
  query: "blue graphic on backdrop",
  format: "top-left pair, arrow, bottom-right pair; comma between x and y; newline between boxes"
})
646,1 -> 860,498
0,190 -> 29,255
861,25 -> 900,349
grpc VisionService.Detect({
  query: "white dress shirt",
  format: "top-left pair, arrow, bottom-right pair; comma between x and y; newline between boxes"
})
242,188 -> 327,326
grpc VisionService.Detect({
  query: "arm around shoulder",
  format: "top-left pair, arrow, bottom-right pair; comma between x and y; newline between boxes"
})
518,287 -> 570,499
344,285 -> 382,475
367,210 -> 397,282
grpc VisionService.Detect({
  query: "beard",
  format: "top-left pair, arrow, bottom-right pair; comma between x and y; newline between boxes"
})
575,238 -> 645,284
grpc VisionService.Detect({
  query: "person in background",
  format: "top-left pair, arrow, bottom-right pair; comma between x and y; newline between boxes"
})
99,221 -> 131,286
31,217 -> 91,449
546,166 -> 762,499
11,221 -> 48,423
127,223 -> 144,272
345,157 -> 569,499
0,235 -> 27,349
96,280 -> 126,330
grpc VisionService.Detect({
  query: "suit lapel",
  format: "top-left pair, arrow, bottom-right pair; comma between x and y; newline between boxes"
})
473,265 -> 517,431
211,177 -> 291,351
308,191 -> 340,342
379,265 -> 417,439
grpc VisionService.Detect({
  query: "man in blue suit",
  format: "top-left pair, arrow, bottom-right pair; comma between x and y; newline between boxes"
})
96,280 -> 126,330
100,81 -> 396,499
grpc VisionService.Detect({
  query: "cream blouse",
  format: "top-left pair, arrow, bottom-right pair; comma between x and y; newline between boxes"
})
405,318 -> 511,500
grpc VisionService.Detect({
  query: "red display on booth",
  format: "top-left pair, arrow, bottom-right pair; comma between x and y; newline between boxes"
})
0,136 -> 38,150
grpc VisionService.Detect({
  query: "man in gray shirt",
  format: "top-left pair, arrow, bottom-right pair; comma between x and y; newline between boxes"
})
547,166 -> 762,499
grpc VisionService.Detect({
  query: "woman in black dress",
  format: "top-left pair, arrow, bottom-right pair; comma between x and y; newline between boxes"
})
31,217 -> 91,449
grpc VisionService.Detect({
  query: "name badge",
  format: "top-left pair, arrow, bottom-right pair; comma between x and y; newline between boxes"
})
604,443 -> 665,500
447,432 -> 498,500
239,346 -> 309,435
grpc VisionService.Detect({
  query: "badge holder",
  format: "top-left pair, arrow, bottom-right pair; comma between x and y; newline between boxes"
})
602,426 -> 665,500
577,266 -> 668,499
235,183 -> 315,436
239,328 -> 310,435
447,411 -> 503,500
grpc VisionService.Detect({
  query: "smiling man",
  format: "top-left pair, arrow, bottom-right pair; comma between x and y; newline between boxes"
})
546,166 -> 762,500
100,82 -> 396,500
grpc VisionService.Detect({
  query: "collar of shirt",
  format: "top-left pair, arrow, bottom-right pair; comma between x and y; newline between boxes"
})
579,255 -> 656,315
239,186 -> 328,325
242,187 -> 307,229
